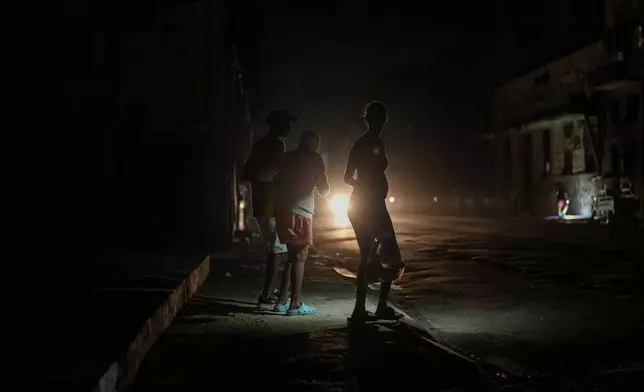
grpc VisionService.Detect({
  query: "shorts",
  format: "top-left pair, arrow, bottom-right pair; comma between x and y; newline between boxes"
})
347,195 -> 395,249
275,210 -> 314,247
257,216 -> 288,254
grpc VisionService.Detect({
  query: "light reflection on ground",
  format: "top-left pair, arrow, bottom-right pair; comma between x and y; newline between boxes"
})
313,213 -> 644,386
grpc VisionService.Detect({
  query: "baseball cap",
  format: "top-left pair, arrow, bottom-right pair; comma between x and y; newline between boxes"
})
266,110 -> 298,125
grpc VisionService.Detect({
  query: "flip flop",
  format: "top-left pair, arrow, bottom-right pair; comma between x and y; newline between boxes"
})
286,303 -> 317,316
257,288 -> 281,306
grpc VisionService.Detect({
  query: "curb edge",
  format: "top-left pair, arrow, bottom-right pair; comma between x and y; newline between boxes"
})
92,255 -> 211,392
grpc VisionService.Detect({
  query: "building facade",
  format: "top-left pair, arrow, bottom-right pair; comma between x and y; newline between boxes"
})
493,0 -> 643,218
68,0 -> 260,251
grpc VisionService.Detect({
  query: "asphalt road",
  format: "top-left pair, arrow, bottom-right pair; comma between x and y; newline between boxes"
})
313,213 -> 644,390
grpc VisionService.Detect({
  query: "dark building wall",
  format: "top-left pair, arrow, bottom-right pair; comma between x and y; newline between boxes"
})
4,2 -> 116,257
110,0 -> 258,252
493,0 -> 606,82
492,0 -> 643,217
93,0 -> 232,252
5,0 -> 258,264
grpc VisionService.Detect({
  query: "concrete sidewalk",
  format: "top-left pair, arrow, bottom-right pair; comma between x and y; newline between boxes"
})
12,253 -> 210,392
130,247 -> 529,392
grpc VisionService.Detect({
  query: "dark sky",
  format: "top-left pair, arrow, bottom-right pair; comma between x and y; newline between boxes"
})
254,1 -> 490,195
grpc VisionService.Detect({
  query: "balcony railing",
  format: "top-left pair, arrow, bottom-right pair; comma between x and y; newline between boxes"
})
588,24 -> 644,89
499,86 -> 587,130
588,52 -> 644,89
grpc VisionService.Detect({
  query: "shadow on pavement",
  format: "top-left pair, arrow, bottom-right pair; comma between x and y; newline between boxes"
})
130,250 -> 526,392
200,297 -> 258,306
172,295 -> 285,322
133,299 -> 499,392
346,322 -> 489,392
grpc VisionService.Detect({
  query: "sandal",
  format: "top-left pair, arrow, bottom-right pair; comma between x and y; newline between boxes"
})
257,288 -> 280,305
286,303 -> 317,316
273,298 -> 291,312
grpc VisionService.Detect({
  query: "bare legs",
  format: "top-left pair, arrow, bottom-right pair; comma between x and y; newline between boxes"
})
261,252 -> 282,298
276,261 -> 291,305
352,237 -> 372,316
259,216 -> 286,302
351,240 -> 396,319
349,201 -> 400,321
289,246 -> 308,309
276,245 -> 308,308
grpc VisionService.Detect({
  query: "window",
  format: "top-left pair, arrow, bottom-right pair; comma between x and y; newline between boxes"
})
623,144 -> 634,176
564,150 -> 573,175
522,134 -> 533,185
534,73 -> 549,102
626,94 -> 640,122
542,129 -> 551,177
611,145 -> 621,176
582,124 -> 597,173
562,122 -> 574,175
572,135 -> 582,149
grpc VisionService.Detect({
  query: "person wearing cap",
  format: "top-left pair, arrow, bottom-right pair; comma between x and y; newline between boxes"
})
243,110 -> 297,305
272,131 -> 330,316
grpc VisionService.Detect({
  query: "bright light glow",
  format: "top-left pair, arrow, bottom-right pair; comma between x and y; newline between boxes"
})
331,195 -> 349,215
238,200 -> 246,231
389,196 -> 395,203
433,196 -> 439,203
330,194 -> 350,226
564,214 -> 589,220
545,214 -> 593,221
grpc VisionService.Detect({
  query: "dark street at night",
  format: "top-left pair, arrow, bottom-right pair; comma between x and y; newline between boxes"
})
315,212 -> 644,388
10,0 -> 644,391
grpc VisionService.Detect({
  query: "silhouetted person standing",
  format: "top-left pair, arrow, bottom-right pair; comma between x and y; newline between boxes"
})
344,101 -> 405,322
273,131 -> 330,315
243,110 -> 296,305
